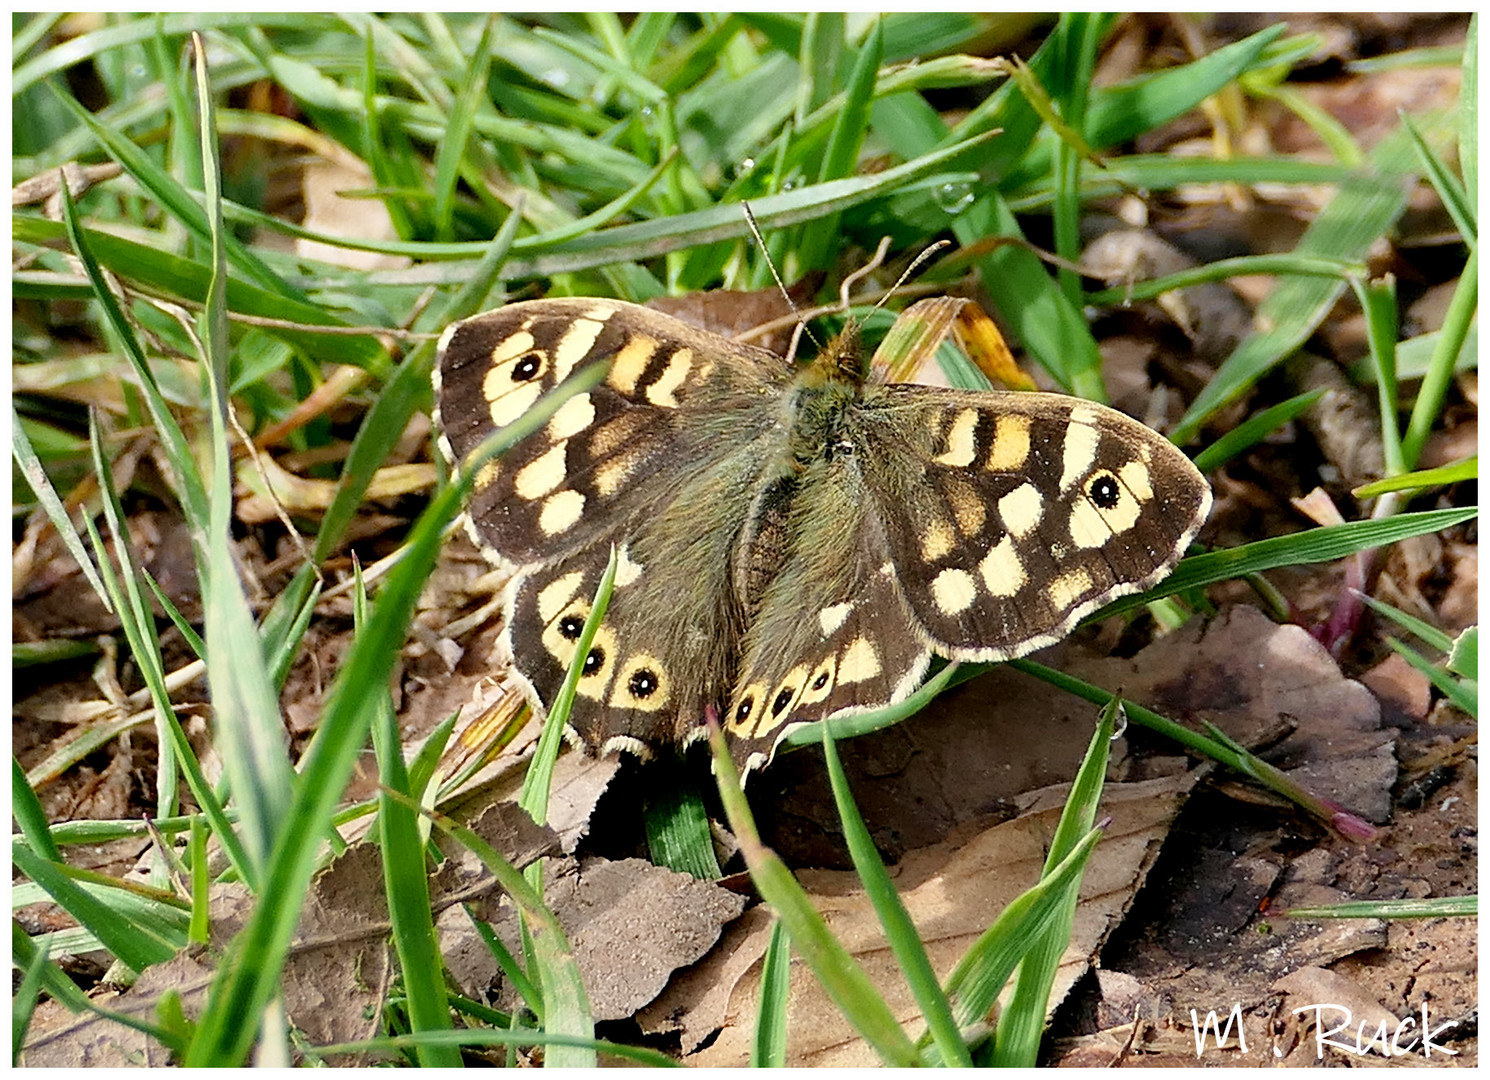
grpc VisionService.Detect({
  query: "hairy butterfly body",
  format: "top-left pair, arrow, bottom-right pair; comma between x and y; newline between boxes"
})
435,297 -> 1211,773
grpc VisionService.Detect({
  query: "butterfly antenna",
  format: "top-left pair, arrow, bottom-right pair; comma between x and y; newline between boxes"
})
866,238 -> 952,319
741,200 -> 821,358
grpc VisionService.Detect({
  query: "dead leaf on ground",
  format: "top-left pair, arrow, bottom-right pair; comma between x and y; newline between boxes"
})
642,773 -> 1193,1066
450,856 -> 746,1022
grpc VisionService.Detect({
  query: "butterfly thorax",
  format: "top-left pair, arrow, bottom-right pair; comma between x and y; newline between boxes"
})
781,326 -> 870,469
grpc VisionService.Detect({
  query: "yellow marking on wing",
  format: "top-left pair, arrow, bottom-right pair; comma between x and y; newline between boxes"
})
615,543 -> 644,587
1048,567 -> 1093,612
946,478 -> 987,537
575,625 -> 618,702
931,567 -> 978,616
728,682 -> 767,735
1059,413 -> 1100,491
536,573 -> 584,624
798,655 -> 838,705
998,483 -> 1045,538
978,535 -> 1025,597
817,602 -> 854,637
610,652 -> 670,711
933,408 -> 979,467
985,414 -> 1031,472
594,448 -> 643,497
920,516 -> 957,562
539,489 -> 586,535
487,380 -> 543,428
608,335 -> 657,395
645,348 -> 693,407
514,444 -> 568,500
551,317 -> 607,382
547,393 -> 596,441
473,459 -> 501,491
1068,497 -> 1113,550
837,637 -> 882,685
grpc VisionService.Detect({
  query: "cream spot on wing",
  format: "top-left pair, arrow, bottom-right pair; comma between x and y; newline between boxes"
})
514,443 -> 568,500
611,653 -> 669,711
588,412 -> 648,457
583,303 -> 617,321
837,637 -> 882,685
546,392 -> 595,441
594,448 -> 643,497
608,335 -> 656,395
487,380 -> 543,428
1049,567 -> 1093,612
920,517 -> 956,562
473,459 -> 501,490
539,489 -> 586,535
986,414 -> 1031,472
799,655 -> 837,705
551,317 -> 606,382
933,408 -> 979,467
978,535 -> 1026,597
1068,497 -> 1113,550
946,478 -> 986,537
536,575 -> 585,625
1059,413 -> 1100,491
615,543 -> 643,587
490,330 -> 536,367
645,348 -> 692,407
1120,460 -> 1153,501
818,601 -> 854,637
998,483 -> 1045,538
931,567 -> 978,616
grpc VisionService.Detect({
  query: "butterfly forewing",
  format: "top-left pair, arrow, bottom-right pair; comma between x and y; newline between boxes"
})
853,387 -> 1212,659
436,299 -> 790,568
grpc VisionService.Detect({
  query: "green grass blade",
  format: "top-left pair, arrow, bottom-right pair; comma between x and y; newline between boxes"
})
1286,896 -> 1476,919
1401,110 -> 1476,242
643,783 -> 723,880
1355,592 -> 1457,653
12,759 -> 63,862
1448,626 -> 1477,681
710,726 -> 920,1067
1401,246 -> 1477,470
1098,507 -> 1478,619
1353,456 -> 1477,498
751,920 -> 792,1068
992,699 -> 1116,1065
1192,389 -> 1325,473
431,15 -> 496,241
12,933 -> 51,1064
1174,126 -> 1426,442
1463,15 -> 1478,220
11,403 -> 111,610
1385,638 -> 1478,717
820,730 -> 972,1066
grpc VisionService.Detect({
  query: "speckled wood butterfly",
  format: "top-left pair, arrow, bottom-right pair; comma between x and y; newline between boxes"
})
435,293 -> 1210,774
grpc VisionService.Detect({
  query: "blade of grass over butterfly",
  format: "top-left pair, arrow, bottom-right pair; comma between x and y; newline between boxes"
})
194,37 -> 295,874
1463,16 -> 1478,220
992,699 -> 1117,1066
781,661 -> 963,752
312,200 -> 526,564
1173,122 -> 1430,443
820,730 -> 972,1066
751,920 -> 792,1068
1095,506 -> 1479,620
710,724 -> 920,1067
184,363 -> 605,1065
521,547 -> 618,825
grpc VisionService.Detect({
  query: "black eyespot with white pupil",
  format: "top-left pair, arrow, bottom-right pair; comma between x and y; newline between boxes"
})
735,696 -> 754,722
512,352 -> 543,381
1088,473 -> 1121,510
558,615 -> 584,640
811,672 -> 829,691
628,669 -> 659,699
771,688 -> 795,716
582,646 -> 605,675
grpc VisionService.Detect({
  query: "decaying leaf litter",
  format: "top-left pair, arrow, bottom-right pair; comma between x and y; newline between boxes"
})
12,12 -> 1475,1067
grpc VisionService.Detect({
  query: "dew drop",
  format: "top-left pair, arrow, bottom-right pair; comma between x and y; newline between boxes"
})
933,180 -> 975,215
